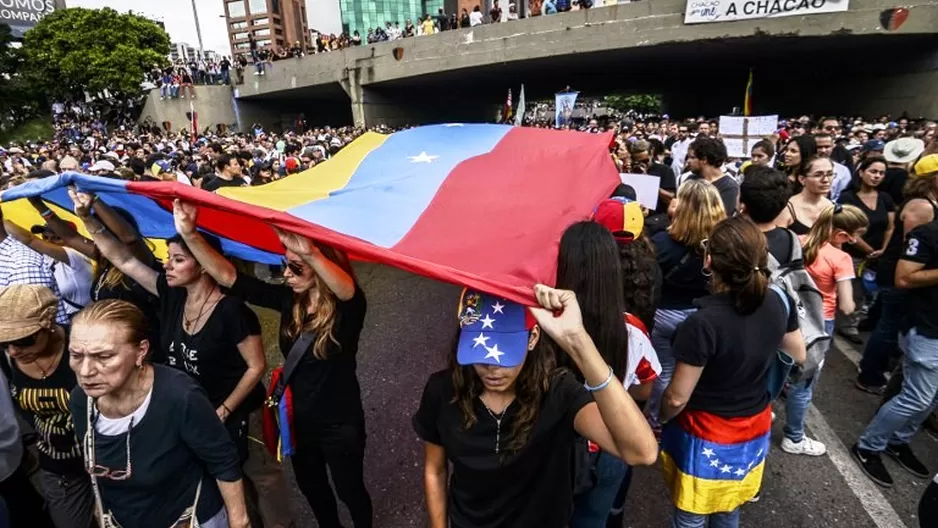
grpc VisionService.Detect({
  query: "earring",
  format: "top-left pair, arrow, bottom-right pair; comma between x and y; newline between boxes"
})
701,266 -> 712,278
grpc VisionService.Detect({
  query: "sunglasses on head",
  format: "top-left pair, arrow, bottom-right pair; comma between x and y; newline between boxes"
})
282,258 -> 304,275
3,332 -> 39,348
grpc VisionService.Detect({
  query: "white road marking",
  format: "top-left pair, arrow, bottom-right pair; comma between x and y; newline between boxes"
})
834,336 -> 863,368
805,404 -> 909,528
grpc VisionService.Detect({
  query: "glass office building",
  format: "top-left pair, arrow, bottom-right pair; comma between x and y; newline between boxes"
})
339,0 -> 444,36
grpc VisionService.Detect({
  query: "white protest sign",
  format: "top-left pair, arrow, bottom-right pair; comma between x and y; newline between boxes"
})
719,115 -> 778,158
685,0 -> 849,24
619,173 -> 661,210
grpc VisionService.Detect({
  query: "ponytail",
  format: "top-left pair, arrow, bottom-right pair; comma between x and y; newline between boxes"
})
803,204 -> 869,266
708,217 -> 771,315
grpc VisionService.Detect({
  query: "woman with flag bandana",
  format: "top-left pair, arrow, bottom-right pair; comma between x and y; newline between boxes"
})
413,285 -> 658,528
172,201 -> 373,528
660,217 -> 806,527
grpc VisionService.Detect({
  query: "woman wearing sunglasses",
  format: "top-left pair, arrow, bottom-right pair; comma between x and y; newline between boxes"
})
0,285 -> 90,528
172,200 -> 373,528
66,189 -> 290,524
68,299 -> 249,527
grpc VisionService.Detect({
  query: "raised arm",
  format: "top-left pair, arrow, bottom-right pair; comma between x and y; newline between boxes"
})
69,187 -> 159,296
276,228 -> 355,301
531,285 -> 658,467
85,192 -> 153,264
2,220 -> 69,263
26,197 -> 96,259
174,200 -> 237,287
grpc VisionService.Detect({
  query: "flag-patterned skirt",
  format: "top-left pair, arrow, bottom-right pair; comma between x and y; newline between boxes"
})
661,406 -> 772,514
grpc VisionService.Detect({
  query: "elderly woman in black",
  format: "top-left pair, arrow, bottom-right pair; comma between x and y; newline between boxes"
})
68,299 -> 249,527
173,200 -> 373,528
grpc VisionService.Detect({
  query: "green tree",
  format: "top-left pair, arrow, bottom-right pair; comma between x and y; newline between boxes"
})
21,7 -> 170,100
603,94 -> 663,115
0,24 -> 41,128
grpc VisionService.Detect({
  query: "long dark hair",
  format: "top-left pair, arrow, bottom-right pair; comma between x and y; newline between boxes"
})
786,135 -> 818,193
449,334 -> 560,459
555,222 -> 628,380
854,155 -> 887,192
617,234 -> 658,332
708,217 -> 771,315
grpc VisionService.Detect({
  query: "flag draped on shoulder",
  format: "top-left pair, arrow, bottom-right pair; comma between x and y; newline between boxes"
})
1,124 -> 619,304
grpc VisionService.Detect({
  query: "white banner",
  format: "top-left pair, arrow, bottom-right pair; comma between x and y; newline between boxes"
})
719,115 -> 778,158
619,174 -> 660,210
684,0 -> 849,24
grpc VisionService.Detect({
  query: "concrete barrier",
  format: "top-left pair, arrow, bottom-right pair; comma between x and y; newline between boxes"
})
138,86 -> 239,133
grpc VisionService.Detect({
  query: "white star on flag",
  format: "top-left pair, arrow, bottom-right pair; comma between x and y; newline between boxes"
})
484,344 -> 504,363
492,302 -> 505,314
734,468 -> 746,477
480,314 -> 495,329
709,459 -> 720,468
408,152 -> 439,163
701,448 -> 715,458
720,465 -> 732,474
473,333 -> 490,348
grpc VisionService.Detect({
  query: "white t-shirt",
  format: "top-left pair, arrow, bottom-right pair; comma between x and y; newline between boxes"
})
470,11 -> 484,25
623,313 -> 662,387
46,248 -> 94,316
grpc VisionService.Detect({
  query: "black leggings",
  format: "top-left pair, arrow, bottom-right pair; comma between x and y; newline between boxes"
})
921,481 -> 938,528
292,421 -> 372,528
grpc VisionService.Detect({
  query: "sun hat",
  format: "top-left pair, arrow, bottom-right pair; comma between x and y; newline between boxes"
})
883,137 -> 925,164
88,160 -> 115,172
0,285 -> 58,343
456,289 -> 536,368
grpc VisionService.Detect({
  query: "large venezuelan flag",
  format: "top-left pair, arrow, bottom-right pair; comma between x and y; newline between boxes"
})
2,124 -> 619,304
660,407 -> 772,515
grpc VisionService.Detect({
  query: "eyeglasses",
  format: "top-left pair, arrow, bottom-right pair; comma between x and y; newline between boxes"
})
807,171 -> 834,180
84,413 -> 133,481
700,238 -> 709,252
282,258 -> 304,276
2,332 -> 39,348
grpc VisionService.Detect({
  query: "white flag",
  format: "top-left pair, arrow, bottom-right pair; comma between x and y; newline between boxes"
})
514,84 -> 526,127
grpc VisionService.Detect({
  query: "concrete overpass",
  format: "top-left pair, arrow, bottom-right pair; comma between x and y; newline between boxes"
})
226,0 -> 938,128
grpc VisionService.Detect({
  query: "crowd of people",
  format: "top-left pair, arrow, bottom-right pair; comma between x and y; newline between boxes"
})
0,109 -> 937,528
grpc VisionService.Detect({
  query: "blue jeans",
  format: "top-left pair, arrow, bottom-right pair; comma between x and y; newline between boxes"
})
784,319 -> 833,442
571,452 -> 628,528
543,0 -> 558,13
858,328 -> 938,452
647,308 -> 697,429
859,288 -> 908,387
672,507 -> 740,528
160,84 -> 170,98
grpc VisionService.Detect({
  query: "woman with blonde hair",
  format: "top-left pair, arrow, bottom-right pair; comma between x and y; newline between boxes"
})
783,204 -> 868,457
173,201 -> 373,528
645,180 -> 726,433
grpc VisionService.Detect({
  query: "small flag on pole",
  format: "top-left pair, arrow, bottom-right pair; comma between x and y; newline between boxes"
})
514,84 -> 526,127
743,69 -> 753,117
504,88 -> 513,124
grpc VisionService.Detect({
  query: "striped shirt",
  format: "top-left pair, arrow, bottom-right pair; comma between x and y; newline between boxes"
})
0,237 -> 70,325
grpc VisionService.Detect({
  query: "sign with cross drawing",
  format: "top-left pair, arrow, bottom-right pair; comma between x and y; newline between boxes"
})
719,115 -> 778,158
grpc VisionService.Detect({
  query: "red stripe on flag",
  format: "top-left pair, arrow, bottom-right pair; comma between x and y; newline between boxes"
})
391,127 -> 620,300
677,407 -> 772,445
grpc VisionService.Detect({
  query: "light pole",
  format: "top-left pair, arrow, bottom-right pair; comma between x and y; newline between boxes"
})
190,0 -> 205,57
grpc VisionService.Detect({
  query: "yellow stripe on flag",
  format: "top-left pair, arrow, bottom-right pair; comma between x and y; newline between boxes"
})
218,132 -> 388,210
1,200 -> 169,261
661,451 -> 764,514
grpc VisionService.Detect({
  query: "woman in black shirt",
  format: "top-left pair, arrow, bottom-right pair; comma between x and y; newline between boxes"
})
0,285 -> 92,528
661,217 -> 806,528
837,156 -> 895,344
173,200 -> 373,528
414,286 -> 657,528
68,299 -> 248,528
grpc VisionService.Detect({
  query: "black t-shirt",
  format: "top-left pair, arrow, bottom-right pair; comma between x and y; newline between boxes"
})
877,200 -> 938,287
765,227 -> 795,265
839,190 -> 895,259
649,162 -> 676,215
899,220 -> 938,338
413,369 -> 593,528
225,272 -> 367,426
684,173 -> 739,216
652,231 -> 709,310
881,167 -> 909,207
70,366 -> 242,528
8,341 -> 83,475
156,273 -> 264,411
201,175 -> 245,192
94,264 -> 164,363
672,291 -> 799,417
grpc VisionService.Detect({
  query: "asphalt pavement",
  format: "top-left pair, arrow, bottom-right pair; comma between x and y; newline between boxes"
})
256,263 -> 937,528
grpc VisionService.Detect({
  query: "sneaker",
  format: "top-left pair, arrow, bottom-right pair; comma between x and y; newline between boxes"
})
852,444 -> 893,487
855,379 -> 886,395
781,436 -> 827,456
885,443 -> 930,478
748,490 -> 762,503
771,411 -> 776,422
